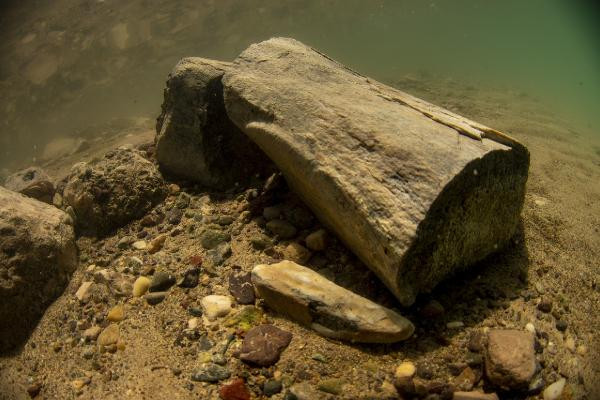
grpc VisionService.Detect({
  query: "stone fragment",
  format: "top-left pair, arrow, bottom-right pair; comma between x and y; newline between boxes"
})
155,57 -> 272,188
147,235 -> 167,254
485,329 -> 536,390
107,304 -> 125,322
83,326 -> 102,341
178,267 -> 200,288
132,276 -> 151,297
240,324 -> 292,366
453,392 -> 499,400
289,382 -> 323,400
63,148 -> 167,236
395,361 -> 416,379
228,271 -> 256,304
75,282 -> 94,303
3,167 -> 55,204
145,291 -> 167,305
219,378 -> 251,400
282,242 -> 311,264
252,261 -> 414,343
305,229 -> 328,251
149,270 -> 176,292
191,363 -> 231,382
263,380 -> 283,397
222,38 -> 529,306
251,233 -> 272,250
265,219 -> 297,239
543,378 -> 566,400
200,229 -> 231,250
97,324 -> 120,347
537,297 -> 553,313
26,383 -> 42,398
0,187 -> 77,352
454,366 -> 477,391
132,240 -> 147,250
318,378 -> 345,395
201,295 -> 233,320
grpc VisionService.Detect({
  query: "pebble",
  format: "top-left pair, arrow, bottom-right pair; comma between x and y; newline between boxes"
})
107,304 -> 124,322
178,267 -> 200,288
485,329 -> 536,390
228,271 -> 256,305
543,378 -> 566,400
537,297 -> 553,313
26,383 -> 42,398
201,295 -> 233,320
147,235 -> 167,254
305,229 -> 328,251
132,240 -> 147,250
419,299 -> 445,318
219,378 -> 251,400
311,353 -> 327,363
75,281 -> 93,302
263,205 -> 283,221
200,229 -> 231,250
265,219 -> 297,239
564,337 -> 575,352
149,270 -> 176,292
555,320 -> 568,332
71,378 -> 89,390
117,236 -> 134,249
145,291 -> 167,305
240,324 -> 293,366
446,321 -> 464,329
132,276 -> 151,297
525,323 -> 536,334
454,366 -> 477,391
191,363 -> 231,382
83,326 -> 102,341
263,380 -> 283,397
282,242 -> 311,264
395,361 -> 416,379
251,234 -> 272,250
198,335 -> 214,351
218,215 -> 235,225
467,331 -> 485,353
188,318 -> 200,330
166,208 -> 183,224
318,378 -> 344,395
576,344 -> 587,356
453,391 -> 499,400
97,324 -> 120,347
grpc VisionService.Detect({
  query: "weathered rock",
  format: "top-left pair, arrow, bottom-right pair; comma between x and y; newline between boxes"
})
201,295 -> 232,320
263,380 -> 283,397
265,219 -> 297,239
145,291 -> 167,305
149,270 -> 176,292
3,167 -> 55,204
83,326 -> 102,341
222,38 -> 529,306
177,267 -> 200,288
305,229 -> 328,251
219,378 -> 251,400
155,57 -> 272,188
0,187 -> 77,352
239,324 -> 292,366
191,363 -> 231,382
63,148 -> 167,236
282,242 -> 311,264
485,329 -> 536,390
97,324 -> 120,348
228,271 -> 255,304
251,261 -> 414,343
107,304 -> 125,322
200,229 -> 230,250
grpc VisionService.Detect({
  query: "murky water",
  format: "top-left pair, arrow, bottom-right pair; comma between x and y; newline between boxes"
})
0,0 -> 598,170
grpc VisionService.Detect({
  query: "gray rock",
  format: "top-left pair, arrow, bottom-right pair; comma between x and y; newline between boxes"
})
63,148 -> 167,236
263,380 -> 283,396
149,270 -> 176,292
191,363 -> 231,382
178,267 -> 200,288
251,234 -> 272,250
155,57 -> 272,188
3,166 -> 55,204
485,329 -> 536,390
252,261 -> 414,343
265,219 -> 297,240
0,187 -> 77,352
222,38 -> 529,306
200,229 -> 230,250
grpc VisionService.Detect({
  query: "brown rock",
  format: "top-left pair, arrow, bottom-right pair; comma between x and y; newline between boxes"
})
305,229 -> 328,251
485,329 -> 535,390
453,391 -> 499,400
219,378 -> 251,400
454,366 -> 477,391
228,271 -> 255,305
239,324 -> 292,366
3,167 -> 55,204
97,324 -> 120,348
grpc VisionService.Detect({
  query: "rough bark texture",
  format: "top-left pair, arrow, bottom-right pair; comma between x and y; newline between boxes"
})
155,57 -> 273,189
0,187 -> 77,353
222,38 -> 529,306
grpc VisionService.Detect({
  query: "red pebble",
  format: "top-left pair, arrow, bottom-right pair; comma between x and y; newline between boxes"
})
219,378 -> 251,400
188,255 -> 203,267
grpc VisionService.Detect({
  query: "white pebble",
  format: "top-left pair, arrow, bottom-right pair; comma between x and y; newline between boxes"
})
201,295 -> 232,320
132,240 -> 147,250
525,323 -> 536,334
543,378 -> 566,400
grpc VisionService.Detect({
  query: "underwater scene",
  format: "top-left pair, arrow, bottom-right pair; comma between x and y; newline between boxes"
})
0,1 -> 598,399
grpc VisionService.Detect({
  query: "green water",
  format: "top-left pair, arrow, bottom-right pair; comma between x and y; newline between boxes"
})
0,0 -> 598,169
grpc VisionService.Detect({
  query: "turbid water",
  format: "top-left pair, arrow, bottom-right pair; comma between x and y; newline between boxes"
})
0,0 -> 599,170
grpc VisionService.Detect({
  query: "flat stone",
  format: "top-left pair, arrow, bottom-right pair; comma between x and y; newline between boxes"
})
318,378 -> 345,395
228,271 -> 256,304
453,392 -> 499,400
201,295 -> 232,320
147,235 -> 167,254
251,261 -> 414,343
219,378 -> 251,400
97,324 -> 120,347
222,38 -> 529,306
485,329 -> 536,390
305,229 -> 328,251
265,219 -> 297,239
75,281 -> 93,303
145,291 -> 167,305
149,270 -> 176,292
239,324 -> 292,366
132,276 -> 151,297
191,363 -> 231,383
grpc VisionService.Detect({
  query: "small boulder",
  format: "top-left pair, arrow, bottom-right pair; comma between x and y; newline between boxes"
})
239,324 -> 292,366
485,329 -> 536,390
252,261 -> 414,343
63,148 -> 167,236
3,167 -> 55,204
